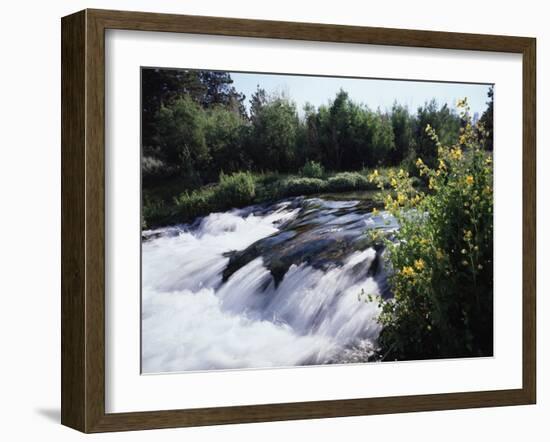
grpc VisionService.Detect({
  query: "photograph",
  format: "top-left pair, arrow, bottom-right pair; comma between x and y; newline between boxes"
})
140,67 -> 494,374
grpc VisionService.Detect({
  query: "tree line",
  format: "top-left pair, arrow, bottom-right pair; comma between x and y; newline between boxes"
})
142,69 -> 493,189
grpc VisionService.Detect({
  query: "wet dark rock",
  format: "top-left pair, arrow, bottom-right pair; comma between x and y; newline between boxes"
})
222,197 -> 397,288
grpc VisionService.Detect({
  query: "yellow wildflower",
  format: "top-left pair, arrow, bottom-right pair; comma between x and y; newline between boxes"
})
397,193 -> 406,205
390,177 -> 398,188
414,259 -> 426,271
368,169 -> 379,183
384,194 -> 394,210
428,177 -> 436,190
401,266 -> 415,277
465,175 -> 474,186
450,148 -> 463,160
372,207 -> 379,216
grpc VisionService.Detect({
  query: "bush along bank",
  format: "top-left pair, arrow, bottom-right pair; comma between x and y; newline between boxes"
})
142,165 -> 414,229
364,99 -> 494,361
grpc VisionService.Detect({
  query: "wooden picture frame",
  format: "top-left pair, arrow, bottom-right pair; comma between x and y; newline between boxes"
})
61,8 -> 536,433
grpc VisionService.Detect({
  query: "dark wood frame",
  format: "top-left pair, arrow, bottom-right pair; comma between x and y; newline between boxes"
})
61,8 -> 536,433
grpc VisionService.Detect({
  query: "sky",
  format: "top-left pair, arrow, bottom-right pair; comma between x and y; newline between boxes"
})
230,71 -> 492,118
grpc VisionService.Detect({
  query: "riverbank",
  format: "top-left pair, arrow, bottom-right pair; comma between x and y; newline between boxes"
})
143,167 -> 420,228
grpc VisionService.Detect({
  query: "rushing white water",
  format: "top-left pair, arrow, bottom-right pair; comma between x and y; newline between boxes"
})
142,199 -> 387,373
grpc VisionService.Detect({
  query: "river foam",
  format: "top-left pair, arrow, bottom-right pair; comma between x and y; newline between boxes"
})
142,199 -> 384,373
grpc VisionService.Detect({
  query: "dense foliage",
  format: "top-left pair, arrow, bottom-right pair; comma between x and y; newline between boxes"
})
142,70 -> 464,183
366,100 -> 493,360
300,160 -> 325,179
142,68 -> 476,227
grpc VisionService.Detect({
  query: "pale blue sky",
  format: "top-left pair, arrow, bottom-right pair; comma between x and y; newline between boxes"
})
230,71 -> 492,118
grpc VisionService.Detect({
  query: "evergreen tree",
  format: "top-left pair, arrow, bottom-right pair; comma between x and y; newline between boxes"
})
478,86 -> 494,151
390,103 -> 414,165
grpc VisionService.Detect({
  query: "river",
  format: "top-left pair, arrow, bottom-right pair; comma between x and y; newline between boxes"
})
141,195 -> 398,373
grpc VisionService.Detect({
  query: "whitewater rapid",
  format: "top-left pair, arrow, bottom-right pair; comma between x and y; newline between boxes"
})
142,199 -> 390,373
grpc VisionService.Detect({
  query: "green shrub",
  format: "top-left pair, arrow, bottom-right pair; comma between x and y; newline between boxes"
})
172,172 -> 256,224
254,176 -> 284,201
301,160 -> 325,179
142,196 -> 173,229
327,172 -> 373,191
368,99 -> 493,361
281,177 -> 326,196
255,172 -> 282,186
214,171 -> 256,208
174,187 -> 216,222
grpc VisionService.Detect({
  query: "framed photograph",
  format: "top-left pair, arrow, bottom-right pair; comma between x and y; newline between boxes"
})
61,9 -> 536,433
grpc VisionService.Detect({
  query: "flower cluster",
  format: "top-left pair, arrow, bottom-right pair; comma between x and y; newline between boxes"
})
370,98 -> 494,361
